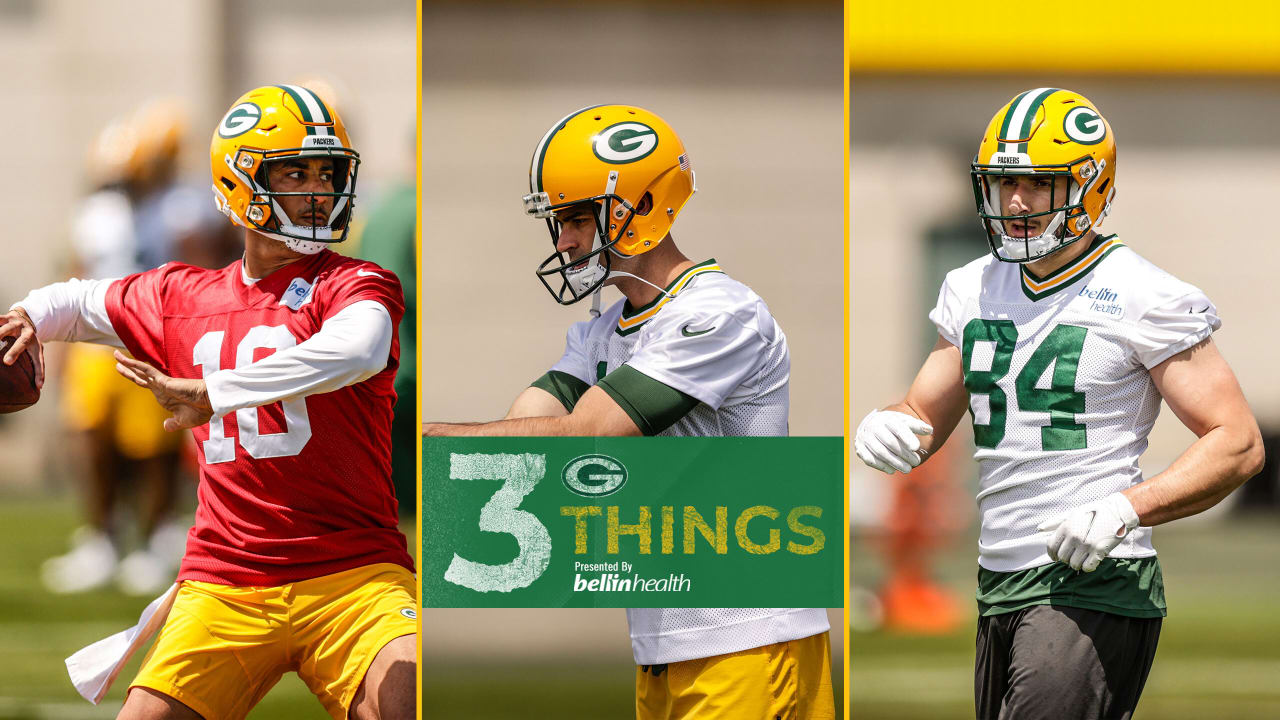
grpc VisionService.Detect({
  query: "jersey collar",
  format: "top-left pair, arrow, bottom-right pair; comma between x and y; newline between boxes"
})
232,249 -> 332,306
1019,235 -> 1123,301
616,259 -> 723,336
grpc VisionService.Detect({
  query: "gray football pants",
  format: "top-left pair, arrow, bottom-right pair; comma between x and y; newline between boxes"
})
975,604 -> 1161,720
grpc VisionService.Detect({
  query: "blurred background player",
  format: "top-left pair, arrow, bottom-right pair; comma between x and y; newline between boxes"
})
43,99 -> 232,596
425,104 -> 835,720
873,441 -> 965,634
358,124 -> 416,520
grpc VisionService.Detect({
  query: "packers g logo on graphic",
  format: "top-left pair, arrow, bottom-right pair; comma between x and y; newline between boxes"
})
592,122 -> 658,164
1063,107 -> 1106,145
219,102 -> 261,138
562,454 -> 628,497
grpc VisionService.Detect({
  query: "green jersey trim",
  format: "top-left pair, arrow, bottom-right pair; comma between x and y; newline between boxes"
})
616,259 -> 723,336
977,556 -> 1166,619
530,370 -> 589,413
1019,234 -> 1123,301
596,364 -> 700,436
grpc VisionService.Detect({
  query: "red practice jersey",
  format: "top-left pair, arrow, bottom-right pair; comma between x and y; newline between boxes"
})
105,250 -> 414,585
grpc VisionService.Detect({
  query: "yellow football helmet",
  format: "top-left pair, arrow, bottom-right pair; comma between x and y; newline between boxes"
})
971,88 -> 1117,263
131,98 -> 186,189
523,104 -> 696,304
210,85 -> 359,254
85,99 -> 185,192
85,117 -> 138,190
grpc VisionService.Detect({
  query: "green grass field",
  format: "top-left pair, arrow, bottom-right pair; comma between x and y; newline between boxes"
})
0,495 -> 415,720
850,513 -> 1280,719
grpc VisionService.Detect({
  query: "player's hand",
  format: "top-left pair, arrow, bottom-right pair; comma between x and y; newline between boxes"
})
1037,492 -> 1140,572
854,409 -> 933,474
0,306 -> 45,389
113,350 -> 213,431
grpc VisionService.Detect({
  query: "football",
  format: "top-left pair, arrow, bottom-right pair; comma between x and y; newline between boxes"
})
0,336 -> 39,413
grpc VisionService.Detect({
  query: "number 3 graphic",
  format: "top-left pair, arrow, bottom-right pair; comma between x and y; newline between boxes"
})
445,453 -> 552,593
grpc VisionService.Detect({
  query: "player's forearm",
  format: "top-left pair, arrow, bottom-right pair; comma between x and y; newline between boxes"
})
1123,423 -> 1264,526
206,300 -> 392,417
885,336 -> 970,461
11,277 -> 121,345
423,415 -> 590,437
885,398 -> 963,460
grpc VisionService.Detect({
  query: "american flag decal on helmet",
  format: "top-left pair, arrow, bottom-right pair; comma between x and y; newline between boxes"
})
678,153 -> 690,171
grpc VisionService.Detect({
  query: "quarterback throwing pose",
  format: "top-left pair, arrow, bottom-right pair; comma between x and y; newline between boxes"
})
2,86 -> 415,720
855,88 -> 1263,719
424,105 -> 834,719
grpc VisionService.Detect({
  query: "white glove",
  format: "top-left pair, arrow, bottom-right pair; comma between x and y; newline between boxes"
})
854,409 -> 933,474
1037,493 -> 1141,573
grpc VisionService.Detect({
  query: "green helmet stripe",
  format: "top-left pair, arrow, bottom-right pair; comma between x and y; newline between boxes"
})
997,89 -> 1032,150
276,84 -> 334,136
530,104 -> 609,194
1000,87 -> 1060,155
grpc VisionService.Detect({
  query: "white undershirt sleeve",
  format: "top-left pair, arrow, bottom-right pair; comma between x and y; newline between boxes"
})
11,277 -> 122,346
205,300 -> 394,418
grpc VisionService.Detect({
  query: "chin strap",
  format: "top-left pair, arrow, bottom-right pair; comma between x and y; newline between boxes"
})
608,269 -> 672,298
588,269 -> 678,319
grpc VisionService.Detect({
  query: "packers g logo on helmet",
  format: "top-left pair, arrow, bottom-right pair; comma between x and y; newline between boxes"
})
218,103 -> 261,139
523,105 -> 696,306
593,122 -> 659,164
1063,107 -> 1106,145
970,88 -> 1117,264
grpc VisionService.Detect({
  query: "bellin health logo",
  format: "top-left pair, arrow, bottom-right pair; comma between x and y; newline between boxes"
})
559,455 -> 825,594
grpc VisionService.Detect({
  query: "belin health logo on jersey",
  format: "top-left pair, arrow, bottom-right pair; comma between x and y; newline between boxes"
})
219,102 -> 261,138
1063,107 -> 1106,145
280,276 -> 316,311
592,122 -> 658,164
562,454 -> 628,497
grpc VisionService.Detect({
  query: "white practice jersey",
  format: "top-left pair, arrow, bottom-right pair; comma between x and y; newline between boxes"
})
548,260 -> 826,664
627,607 -> 829,666
550,260 -> 790,437
930,236 -> 1219,572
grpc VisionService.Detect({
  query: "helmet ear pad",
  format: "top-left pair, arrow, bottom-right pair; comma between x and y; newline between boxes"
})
614,167 -> 695,256
634,192 -> 653,216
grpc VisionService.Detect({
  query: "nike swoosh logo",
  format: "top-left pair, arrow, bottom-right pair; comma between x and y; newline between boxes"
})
681,324 -> 715,337
356,269 -> 384,278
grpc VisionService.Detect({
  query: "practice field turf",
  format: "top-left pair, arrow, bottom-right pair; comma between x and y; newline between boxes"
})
850,513 -> 1280,719
0,495 -> 413,720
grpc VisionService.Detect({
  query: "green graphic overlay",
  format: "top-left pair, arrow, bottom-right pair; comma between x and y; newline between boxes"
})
422,437 -> 842,608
